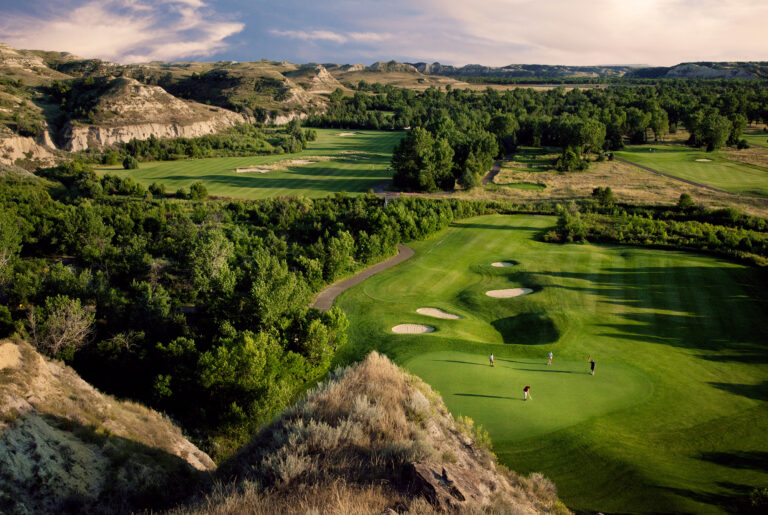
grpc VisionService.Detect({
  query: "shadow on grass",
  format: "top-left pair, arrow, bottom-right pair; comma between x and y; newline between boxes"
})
492,312 -> 559,345
454,393 -> 519,401
432,359 -> 489,367
708,381 -> 768,401
535,265 -> 768,371
700,450 -> 768,472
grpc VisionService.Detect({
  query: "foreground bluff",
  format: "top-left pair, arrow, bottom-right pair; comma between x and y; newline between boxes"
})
0,340 -> 214,514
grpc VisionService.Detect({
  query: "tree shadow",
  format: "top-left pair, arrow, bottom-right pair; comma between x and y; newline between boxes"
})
454,393 -> 519,400
708,381 -> 768,401
699,451 -> 768,472
534,265 -> 768,371
491,312 -> 559,345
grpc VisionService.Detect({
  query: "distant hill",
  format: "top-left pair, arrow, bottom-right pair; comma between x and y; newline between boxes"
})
626,62 -> 768,79
408,61 -> 633,78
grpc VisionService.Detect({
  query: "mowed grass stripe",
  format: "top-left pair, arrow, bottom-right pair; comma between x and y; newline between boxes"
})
95,129 -> 404,199
336,214 -> 768,513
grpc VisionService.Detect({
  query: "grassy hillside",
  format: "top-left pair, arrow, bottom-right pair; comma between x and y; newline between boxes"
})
182,351 -> 567,514
336,214 -> 768,513
95,129 -> 403,199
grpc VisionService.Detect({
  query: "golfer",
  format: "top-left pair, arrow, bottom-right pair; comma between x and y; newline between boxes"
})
590,358 -> 596,375
489,353 -> 494,367
547,351 -> 553,366
523,385 -> 531,401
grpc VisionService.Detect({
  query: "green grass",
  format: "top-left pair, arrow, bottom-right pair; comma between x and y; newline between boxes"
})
615,143 -> 768,196
335,214 -> 768,513
742,129 -> 768,148
492,181 -> 546,190
95,129 -> 404,199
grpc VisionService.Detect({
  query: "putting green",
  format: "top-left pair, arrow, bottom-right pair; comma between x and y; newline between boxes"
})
336,214 -> 768,513
404,352 -> 652,442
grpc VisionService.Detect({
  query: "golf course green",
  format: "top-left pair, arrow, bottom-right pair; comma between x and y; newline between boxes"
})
95,129 -> 404,199
336,214 -> 768,513
615,144 -> 768,196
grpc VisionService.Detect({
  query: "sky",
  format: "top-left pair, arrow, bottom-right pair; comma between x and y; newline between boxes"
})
0,0 -> 767,66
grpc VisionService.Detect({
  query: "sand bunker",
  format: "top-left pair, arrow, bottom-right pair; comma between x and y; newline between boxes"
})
486,288 -> 533,298
235,156 -> 331,173
392,324 -> 435,334
417,308 -> 461,319
339,132 -> 358,137
0,342 -> 22,370
491,262 -> 516,267
236,167 -> 270,173
695,159 -> 712,162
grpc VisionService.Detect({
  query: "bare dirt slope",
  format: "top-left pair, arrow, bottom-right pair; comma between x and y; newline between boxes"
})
0,340 -> 214,514
187,352 -> 568,514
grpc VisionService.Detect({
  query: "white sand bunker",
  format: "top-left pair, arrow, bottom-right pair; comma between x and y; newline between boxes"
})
695,159 -> 712,162
417,308 -> 461,319
491,261 -> 516,267
339,132 -> 358,137
288,159 -> 315,165
392,324 -> 435,334
486,288 -> 533,298
0,341 -> 22,370
236,167 -> 270,173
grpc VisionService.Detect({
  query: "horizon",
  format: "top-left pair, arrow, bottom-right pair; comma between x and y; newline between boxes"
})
1,1 -> 766,67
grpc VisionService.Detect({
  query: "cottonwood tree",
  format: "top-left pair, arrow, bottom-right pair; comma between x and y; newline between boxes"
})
29,295 -> 94,361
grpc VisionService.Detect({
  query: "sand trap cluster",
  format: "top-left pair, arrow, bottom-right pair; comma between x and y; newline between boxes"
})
695,159 -> 712,162
0,341 -> 22,370
417,308 -> 461,319
491,261 -> 516,267
339,132 -> 358,137
485,288 -> 533,298
392,324 -> 435,334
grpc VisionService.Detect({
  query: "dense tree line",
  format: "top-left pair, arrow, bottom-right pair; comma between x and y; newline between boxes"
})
307,80 -> 768,191
547,195 -> 768,266
0,170 -> 535,458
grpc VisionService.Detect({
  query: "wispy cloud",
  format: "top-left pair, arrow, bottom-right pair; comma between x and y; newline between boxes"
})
0,0 -> 243,63
270,29 -> 392,45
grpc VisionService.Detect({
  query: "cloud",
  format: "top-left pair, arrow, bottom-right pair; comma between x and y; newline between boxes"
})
0,0 -> 243,63
263,0 -> 768,66
270,29 -> 392,45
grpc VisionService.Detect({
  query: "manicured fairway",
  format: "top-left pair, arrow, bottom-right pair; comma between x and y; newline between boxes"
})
615,144 -> 768,196
96,129 -> 404,199
335,214 -> 768,513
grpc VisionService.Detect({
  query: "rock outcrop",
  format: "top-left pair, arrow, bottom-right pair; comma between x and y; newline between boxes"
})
0,340 -> 215,514
205,352 -> 567,514
0,135 -> 58,167
63,78 -> 245,151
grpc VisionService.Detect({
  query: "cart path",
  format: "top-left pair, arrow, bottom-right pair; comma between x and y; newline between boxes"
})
310,244 -> 415,311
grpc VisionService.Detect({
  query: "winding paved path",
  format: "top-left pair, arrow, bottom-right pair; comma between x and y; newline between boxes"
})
310,244 -> 415,311
615,157 -> 734,195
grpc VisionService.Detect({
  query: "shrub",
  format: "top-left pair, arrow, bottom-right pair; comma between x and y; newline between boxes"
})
189,182 -> 208,200
737,139 -> 750,149
122,156 -> 139,170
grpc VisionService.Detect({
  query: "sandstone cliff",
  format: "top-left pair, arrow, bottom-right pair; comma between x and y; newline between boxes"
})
0,340 -> 215,514
64,77 -> 245,151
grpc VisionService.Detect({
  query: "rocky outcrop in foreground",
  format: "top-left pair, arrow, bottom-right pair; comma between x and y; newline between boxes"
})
0,340 -> 214,514
188,352 -> 568,514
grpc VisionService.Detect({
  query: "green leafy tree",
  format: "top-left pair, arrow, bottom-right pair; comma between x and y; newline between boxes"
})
122,156 -> 139,170
189,181 -> 208,200
29,295 -> 94,361
391,127 -> 437,191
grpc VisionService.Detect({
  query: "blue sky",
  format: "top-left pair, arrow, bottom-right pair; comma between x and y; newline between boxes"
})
1,0 -> 766,66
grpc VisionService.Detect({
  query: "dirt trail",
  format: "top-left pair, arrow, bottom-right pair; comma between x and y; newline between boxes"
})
311,244 -> 414,311
483,160 -> 502,185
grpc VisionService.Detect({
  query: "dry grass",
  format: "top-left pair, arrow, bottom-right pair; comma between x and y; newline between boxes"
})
722,146 -> 768,170
184,351 -> 567,514
0,340 -> 214,514
465,158 -> 768,218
